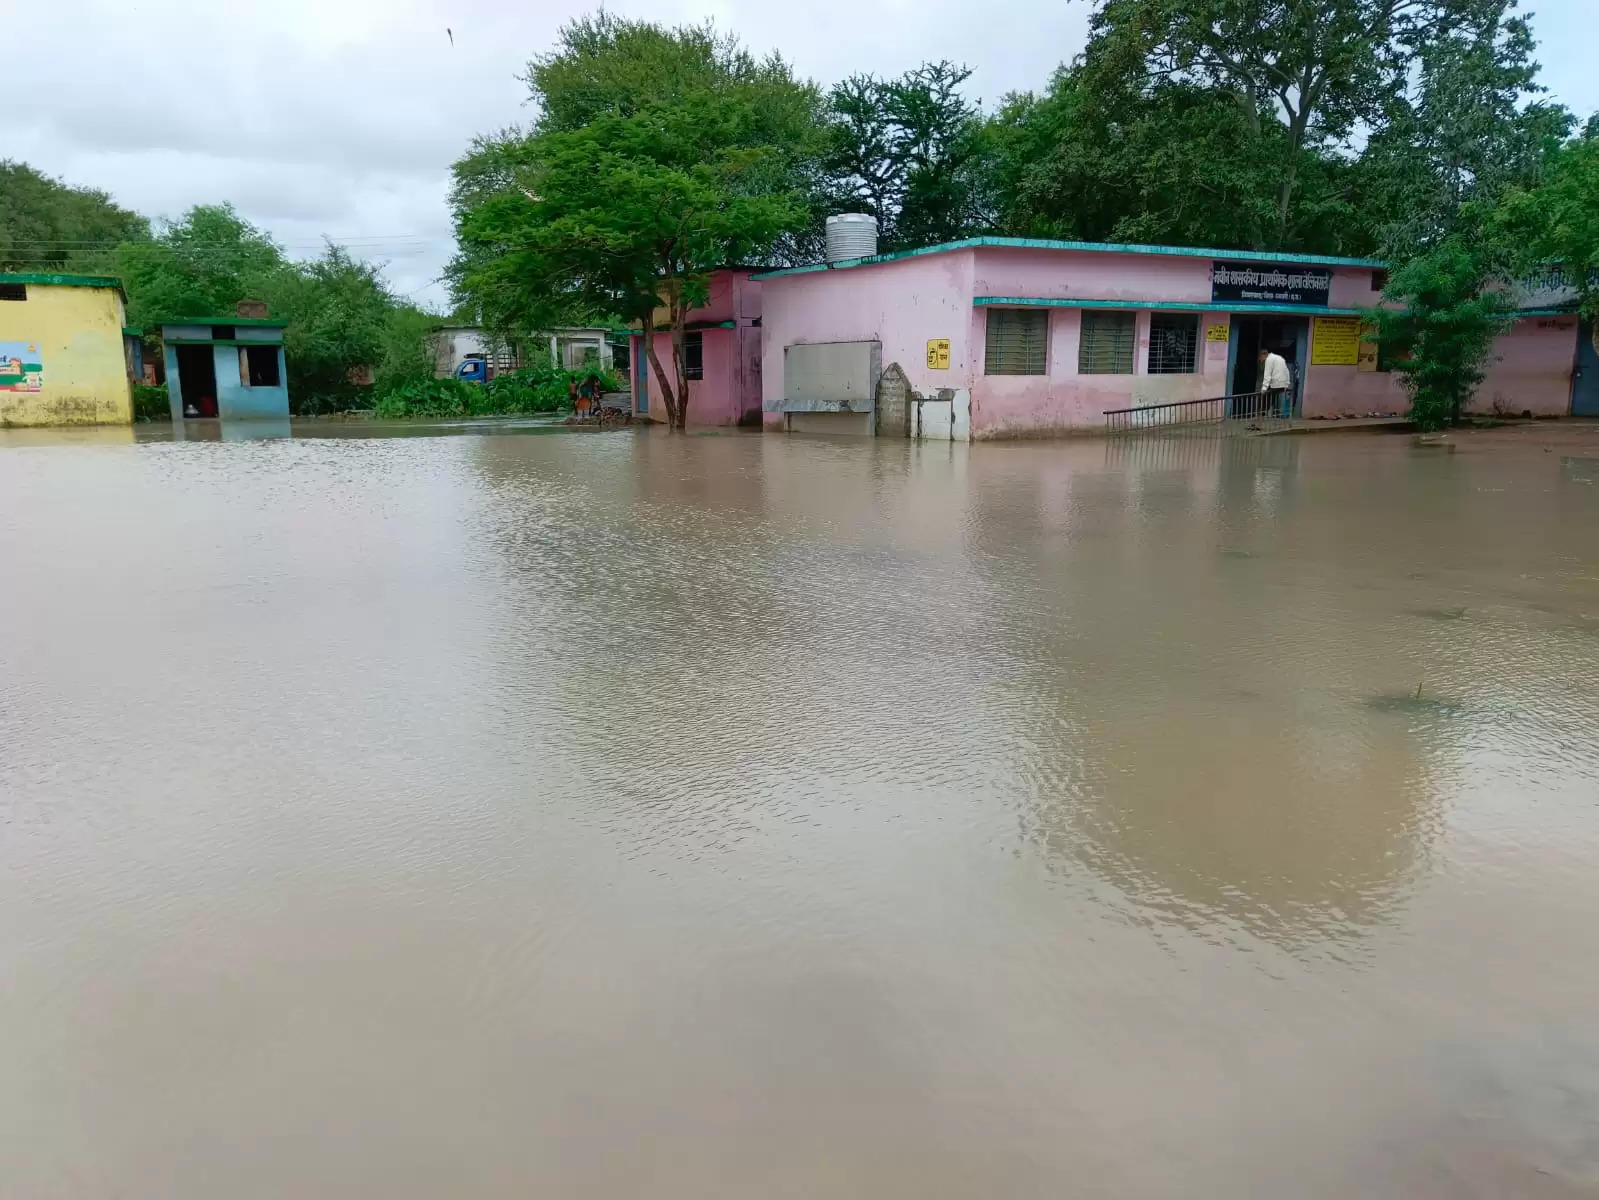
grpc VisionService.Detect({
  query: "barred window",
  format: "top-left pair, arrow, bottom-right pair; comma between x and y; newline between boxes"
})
1146,313 -> 1199,374
1078,310 -> 1136,374
984,308 -> 1048,375
684,331 -> 703,380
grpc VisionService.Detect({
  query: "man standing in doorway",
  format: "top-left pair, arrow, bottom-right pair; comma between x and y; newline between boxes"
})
1258,347 -> 1292,417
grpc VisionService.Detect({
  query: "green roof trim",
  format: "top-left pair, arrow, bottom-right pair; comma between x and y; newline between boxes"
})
752,237 -> 1386,280
162,317 -> 290,328
974,297 -> 1581,322
122,326 -> 142,337
0,272 -> 123,289
975,296 -> 1367,316
163,338 -> 286,348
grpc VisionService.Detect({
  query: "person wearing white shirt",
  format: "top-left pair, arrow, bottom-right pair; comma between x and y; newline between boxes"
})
1258,348 -> 1292,417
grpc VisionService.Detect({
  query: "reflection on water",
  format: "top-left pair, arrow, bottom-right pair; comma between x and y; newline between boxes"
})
169,416 -> 294,442
2,423 -> 1598,1197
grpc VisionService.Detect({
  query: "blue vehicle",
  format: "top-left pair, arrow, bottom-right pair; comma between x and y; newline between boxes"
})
455,357 -> 489,384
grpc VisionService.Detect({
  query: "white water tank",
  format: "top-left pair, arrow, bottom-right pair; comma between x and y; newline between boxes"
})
825,213 -> 878,264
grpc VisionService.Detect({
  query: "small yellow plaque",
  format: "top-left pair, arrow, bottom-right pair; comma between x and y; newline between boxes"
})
926,338 -> 951,369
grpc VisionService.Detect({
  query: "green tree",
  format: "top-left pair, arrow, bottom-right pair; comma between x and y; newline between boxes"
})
115,204 -> 287,331
1078,0 -> 1527,248
0,161 -> 149,274
989,67 -> 1358,251
256,245 -> 406,413
825,62 -> 992,249
1492,123 -> 1599,318
1356,0 -> 1568,254
1366,237 -> 1514,430
450,15 -> 822,427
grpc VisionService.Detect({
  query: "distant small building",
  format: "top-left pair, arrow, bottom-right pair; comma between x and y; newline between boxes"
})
0,272 -> 133,426
431,325 -> 519,379
547,327 -> 629,372
431,324 -> 627,380
161,316 -> 289,421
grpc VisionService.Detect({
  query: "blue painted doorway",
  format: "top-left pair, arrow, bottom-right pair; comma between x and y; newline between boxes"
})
1574,321 -> 1599,417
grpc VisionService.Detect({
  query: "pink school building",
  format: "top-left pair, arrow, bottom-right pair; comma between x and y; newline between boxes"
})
626,269 -> 764,426
743,238 -> 1597,438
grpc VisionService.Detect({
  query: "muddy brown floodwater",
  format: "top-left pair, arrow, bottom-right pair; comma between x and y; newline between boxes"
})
2,422 -> 1598,1198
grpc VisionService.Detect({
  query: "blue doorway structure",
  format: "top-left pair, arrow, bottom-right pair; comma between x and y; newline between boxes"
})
634,340 -> 649,415
1574,321 -> 1599,417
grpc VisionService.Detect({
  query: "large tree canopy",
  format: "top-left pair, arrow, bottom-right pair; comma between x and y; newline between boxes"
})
1068,0 -> 1551,250
1492,122 -> 1599,318
0,161 -> 149,274
450,14 -> 825,426
824,62 -> 994,250
988,67 -> 1355,253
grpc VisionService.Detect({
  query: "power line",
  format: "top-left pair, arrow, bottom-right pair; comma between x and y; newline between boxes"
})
0,238 -> 449,250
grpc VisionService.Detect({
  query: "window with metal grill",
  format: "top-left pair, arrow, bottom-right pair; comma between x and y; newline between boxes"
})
1146,313 -> 1199,374
684,331 -> 703,380
984,308 -> 1047,375
1078,310 -> 1136,374
0,283 -> 26,301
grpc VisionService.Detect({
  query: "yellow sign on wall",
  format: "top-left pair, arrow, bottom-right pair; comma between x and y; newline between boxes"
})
1311,316 -> 1361,365
926,338 -> 951,369
1356,322 -> 1379,372
1205,323 -> 1230,343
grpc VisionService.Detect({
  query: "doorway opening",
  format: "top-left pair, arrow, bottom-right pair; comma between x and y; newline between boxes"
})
1229,315 -> 1308,417
1574,320 -> 1599,417
176,344 -> 218,417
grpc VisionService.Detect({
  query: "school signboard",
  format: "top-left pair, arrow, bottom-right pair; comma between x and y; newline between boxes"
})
1212,262 -> 1333,307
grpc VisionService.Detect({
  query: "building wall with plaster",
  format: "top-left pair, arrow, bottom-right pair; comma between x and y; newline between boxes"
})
0,276 -> 131,427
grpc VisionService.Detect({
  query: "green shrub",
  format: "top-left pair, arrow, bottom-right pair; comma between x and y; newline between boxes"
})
132,383 -> 170,422
483,362 -> 623,414
370,377 -> 478,419
370,363 -> 624,419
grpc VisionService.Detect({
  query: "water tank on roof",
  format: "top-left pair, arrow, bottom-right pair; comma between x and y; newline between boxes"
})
825,213 -> 878,264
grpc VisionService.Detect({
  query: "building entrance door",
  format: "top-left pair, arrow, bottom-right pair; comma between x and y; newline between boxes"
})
175,344 -> 218,418
1228,315 -> 1308,417
1574,320 -> 1599,417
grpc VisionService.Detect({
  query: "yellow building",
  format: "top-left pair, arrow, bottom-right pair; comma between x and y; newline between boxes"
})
0,273 -> 133,426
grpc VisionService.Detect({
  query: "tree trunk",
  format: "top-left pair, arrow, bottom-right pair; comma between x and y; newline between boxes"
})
669,299 -> 690,431
643,314 -> 679,428
1275,158 -> 1300,249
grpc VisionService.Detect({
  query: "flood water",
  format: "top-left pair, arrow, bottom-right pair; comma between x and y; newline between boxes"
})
3,422 -> 1598,1197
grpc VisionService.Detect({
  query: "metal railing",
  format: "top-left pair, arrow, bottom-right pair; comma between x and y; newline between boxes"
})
1224,390 -> 1293,421
1104,390 -> 1295,434
1103,394 -> 1226,434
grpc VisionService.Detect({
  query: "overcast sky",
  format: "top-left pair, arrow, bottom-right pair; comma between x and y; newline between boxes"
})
11,0 -> 1597,311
